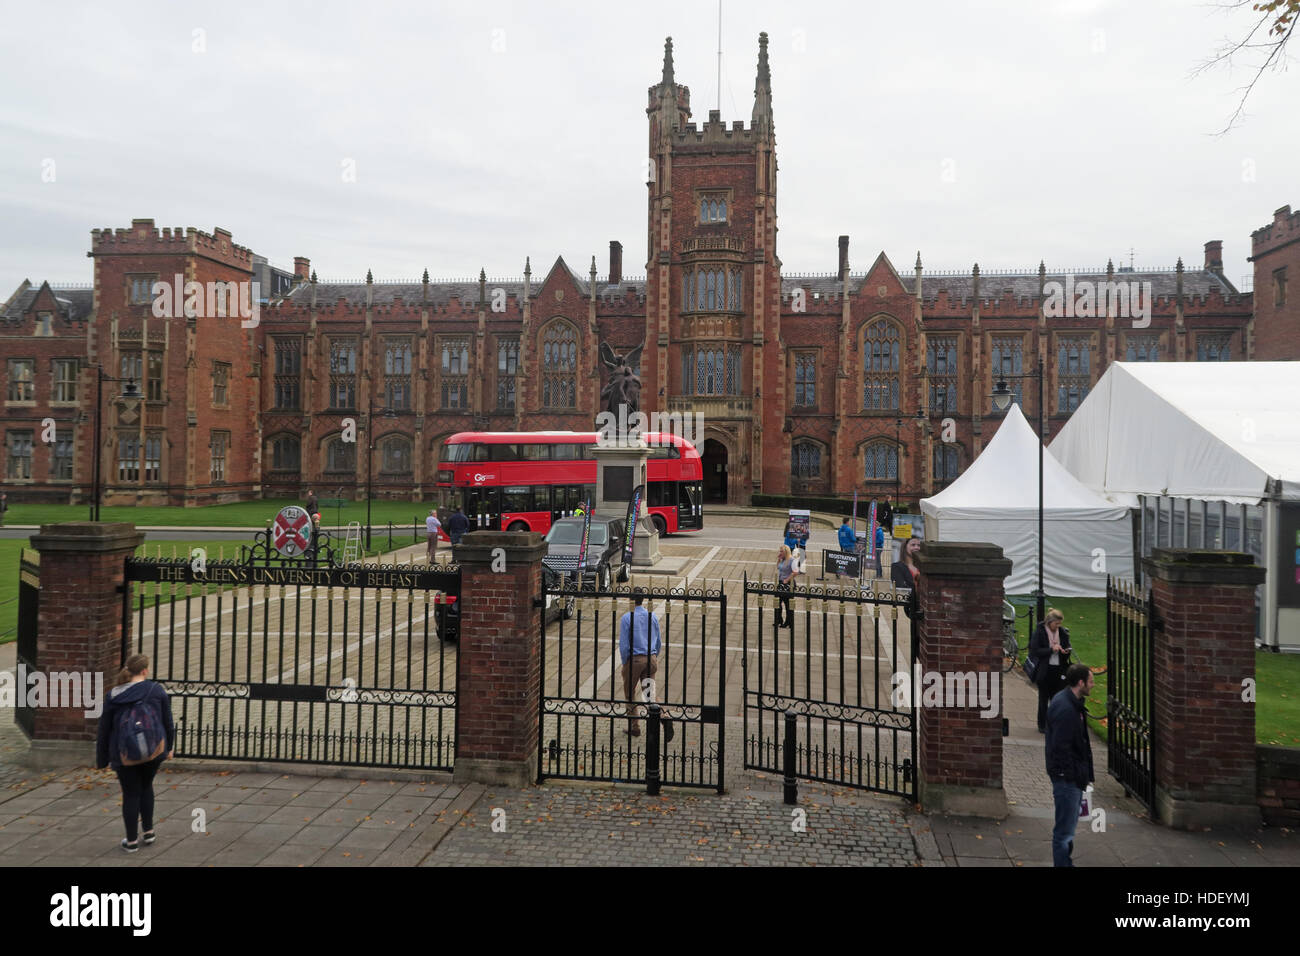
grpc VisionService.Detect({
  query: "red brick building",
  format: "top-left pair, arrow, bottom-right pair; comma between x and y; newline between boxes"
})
0,34 -> 1285,510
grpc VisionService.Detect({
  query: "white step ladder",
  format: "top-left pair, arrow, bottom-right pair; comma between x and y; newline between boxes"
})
342,521 -> 363,565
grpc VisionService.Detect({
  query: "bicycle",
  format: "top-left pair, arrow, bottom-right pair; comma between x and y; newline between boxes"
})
1001,599 -> 1019,672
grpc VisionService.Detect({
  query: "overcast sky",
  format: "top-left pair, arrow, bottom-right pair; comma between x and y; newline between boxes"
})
0,0 -> 1294,294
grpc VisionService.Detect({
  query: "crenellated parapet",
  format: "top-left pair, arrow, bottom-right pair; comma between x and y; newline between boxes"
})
89,218 -> 252,271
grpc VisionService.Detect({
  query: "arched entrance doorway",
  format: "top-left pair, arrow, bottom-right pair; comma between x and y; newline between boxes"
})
702,438 -> 728,503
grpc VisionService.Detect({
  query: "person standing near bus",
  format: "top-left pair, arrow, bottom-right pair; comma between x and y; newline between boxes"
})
425,508 -> 442,564
447,506 -> 469,545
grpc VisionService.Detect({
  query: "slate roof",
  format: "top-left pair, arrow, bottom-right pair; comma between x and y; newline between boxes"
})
0,282 -> 94,322
781,267 -> 1241,301
276,275 -> 649,309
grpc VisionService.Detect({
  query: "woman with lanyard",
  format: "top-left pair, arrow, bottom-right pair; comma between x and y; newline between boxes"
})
1029,608 -> 1072,733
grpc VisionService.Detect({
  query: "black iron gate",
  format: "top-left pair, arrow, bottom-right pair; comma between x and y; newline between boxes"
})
123,531 -> 461,771
1106,576 -> 1157,818
538,580 -> 726,792
15,549 -> 40,737
743,574 -> 916,800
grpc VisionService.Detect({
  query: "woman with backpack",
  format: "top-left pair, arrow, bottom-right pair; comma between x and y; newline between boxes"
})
96,654 -> 175,853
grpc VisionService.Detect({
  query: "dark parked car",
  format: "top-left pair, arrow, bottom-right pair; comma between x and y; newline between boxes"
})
542,516 -> 630,593
439,559 -> 565,642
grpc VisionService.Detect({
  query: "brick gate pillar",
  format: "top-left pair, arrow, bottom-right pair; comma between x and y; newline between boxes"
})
914,542 -> 1012,815
26,523 -> 144,767
452,531 -> 546,787
1144,549 -> 1265,829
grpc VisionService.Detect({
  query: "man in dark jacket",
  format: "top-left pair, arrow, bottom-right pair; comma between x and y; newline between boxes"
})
876,497 -> 893,533
305,489 -> 318,517
1045,663 -> 1095,867
447,506 -> 470,545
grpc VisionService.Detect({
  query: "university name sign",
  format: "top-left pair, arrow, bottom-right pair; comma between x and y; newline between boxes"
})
133,562 -> 454,591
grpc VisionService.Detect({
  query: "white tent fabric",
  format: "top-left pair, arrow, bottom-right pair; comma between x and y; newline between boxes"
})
1049,362 -> 1300,505
921,404 -> 1133,597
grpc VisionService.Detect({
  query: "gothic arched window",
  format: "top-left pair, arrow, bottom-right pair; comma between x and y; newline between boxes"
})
325,436 -> 355,473
791,441 -> 822,479
863,319 -> 901,411
933,444 -> 959,484
381,435 -> 413,474
863,442 -> 898,481
541,321 -> 577,409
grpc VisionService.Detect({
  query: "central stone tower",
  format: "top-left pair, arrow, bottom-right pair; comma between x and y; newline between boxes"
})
641,34 -> 782,506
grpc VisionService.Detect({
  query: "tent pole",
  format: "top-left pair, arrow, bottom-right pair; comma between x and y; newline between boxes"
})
1037,356 -> 1045,623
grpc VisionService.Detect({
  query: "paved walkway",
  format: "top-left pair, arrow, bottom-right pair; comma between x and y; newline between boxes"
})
915,662 -> 1299,867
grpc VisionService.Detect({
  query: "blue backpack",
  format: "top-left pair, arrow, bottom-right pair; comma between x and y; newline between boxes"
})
116,692 -> 166,766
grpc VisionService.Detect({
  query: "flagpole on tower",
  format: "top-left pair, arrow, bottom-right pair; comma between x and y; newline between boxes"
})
717,0 -> 722,112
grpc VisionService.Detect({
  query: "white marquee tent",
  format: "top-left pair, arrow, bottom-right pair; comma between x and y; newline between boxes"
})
1048,362 -> 1300,505
920,404 -> 1133,597
1049,362 -> 1300,650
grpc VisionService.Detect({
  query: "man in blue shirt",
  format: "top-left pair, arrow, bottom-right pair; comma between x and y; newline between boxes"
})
619,591 -> 670,740
836,517 -> 856,578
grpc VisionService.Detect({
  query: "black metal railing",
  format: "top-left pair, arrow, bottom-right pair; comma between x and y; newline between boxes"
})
1106,576 -> 1157,819
124,550 -> 461,771
743,573 -> 916,800
15,551 -> 40,737
537,580 -> 726,793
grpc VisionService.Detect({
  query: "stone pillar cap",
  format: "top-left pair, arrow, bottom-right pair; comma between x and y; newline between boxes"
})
30,522 -> 144,554
454,531 -> 548,565
914,541 -> 1013,578
1143,548 -> 1266,586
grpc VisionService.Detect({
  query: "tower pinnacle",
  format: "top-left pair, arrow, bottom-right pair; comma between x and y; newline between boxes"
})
752,32 -> 773,130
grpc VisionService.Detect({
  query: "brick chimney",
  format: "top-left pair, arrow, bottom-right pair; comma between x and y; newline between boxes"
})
1203,241 -> 1223,274
609,241 -> 623,284
838,235 -> 850,277
293,256 -> 311,281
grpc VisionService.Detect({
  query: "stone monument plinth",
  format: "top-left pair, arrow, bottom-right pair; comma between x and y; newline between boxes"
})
592,437 -> 660,567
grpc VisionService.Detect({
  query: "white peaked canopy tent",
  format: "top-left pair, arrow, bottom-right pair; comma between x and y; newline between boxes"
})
1049,362 -> 1300,650
1048,362 -> 1300,505
921,404 -> 1133,596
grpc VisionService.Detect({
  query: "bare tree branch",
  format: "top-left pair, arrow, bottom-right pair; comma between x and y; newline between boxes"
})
1195,0 -> 1298,134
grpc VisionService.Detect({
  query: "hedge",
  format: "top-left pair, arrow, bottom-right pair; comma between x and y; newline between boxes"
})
751,494 -> 914,516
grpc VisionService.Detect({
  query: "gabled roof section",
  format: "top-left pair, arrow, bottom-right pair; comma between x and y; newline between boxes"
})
1,279 -> 94,322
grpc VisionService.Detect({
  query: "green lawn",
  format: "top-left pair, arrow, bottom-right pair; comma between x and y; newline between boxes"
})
1009,594 -> 1300,747
1,498 -> 441,530
0,533 -> 423,644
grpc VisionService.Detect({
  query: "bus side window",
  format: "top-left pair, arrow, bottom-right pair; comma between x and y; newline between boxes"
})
533,487 -> 551,512
472,444 -> 490,462
523,444 -> 550,461
493,444 -> 521,461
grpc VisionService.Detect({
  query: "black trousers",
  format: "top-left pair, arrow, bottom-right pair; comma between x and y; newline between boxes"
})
776,581 -> 793,626
1036,665 -> 1065,730
115,756 -> 164,842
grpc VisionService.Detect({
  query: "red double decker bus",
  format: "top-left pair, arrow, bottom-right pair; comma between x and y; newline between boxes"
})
436,431 -> 703,536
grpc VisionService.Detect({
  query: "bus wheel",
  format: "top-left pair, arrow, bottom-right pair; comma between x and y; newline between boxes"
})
507,520 -> 528,533
651,514 -> 668,538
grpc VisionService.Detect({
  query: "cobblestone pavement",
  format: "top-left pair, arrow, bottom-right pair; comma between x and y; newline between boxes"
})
424,777 -> 922,867
924,659 -> 1300,867
0,767 -> 481,867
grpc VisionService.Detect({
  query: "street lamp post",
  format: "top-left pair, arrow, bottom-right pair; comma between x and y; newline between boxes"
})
992,357 -> 1046,623
894,416 -> 902,505
91,366 -> 141,522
